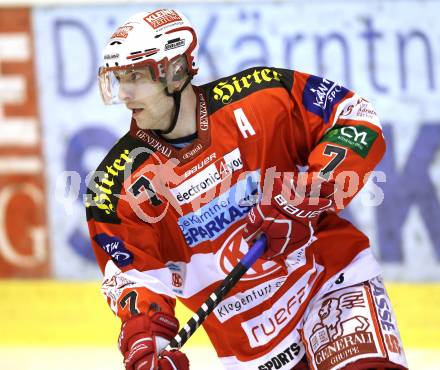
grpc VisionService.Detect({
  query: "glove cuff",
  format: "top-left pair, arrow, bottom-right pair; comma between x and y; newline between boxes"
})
119,312 -> 179,355
150,312 -> 179,340
159,350 -> 190,370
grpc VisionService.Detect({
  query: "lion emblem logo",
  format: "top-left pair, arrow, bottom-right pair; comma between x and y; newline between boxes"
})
310,291 -> 370,352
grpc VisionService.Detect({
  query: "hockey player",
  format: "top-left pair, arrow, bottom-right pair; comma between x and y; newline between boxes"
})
86,8 -> 408,370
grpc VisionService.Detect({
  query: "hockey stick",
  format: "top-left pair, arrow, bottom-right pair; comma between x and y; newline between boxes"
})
164,234 -> 267,351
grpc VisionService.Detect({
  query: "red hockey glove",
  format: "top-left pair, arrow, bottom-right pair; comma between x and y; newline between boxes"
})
159,350 -> 190,370
119,312 -> 189,370
243,174 -> 335,260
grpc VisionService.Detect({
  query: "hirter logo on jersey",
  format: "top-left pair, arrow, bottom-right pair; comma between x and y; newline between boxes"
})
85,148 -> 133,223
93,233 -> 133,267
144,10 -> 182,30
211,68 -> 283,107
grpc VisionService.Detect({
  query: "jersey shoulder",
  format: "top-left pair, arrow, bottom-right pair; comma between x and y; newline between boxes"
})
200,66 -> 294,114
85,132 -> 150,224
93,131 -> 143,174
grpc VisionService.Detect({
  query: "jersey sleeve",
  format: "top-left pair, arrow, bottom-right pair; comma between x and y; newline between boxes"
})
289,70 -> 386,210
86,168 -> 176,323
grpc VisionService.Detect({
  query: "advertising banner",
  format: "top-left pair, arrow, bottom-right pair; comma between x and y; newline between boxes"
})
0,8 -> 49,277
28,1 -> 440,279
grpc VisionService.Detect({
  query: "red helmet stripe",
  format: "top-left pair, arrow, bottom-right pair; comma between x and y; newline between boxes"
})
127,48 -> 160,60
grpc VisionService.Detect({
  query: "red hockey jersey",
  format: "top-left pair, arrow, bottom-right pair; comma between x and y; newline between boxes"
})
86,67 -> 385,369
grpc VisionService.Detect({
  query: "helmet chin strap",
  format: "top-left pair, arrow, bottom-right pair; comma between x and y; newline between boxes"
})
157,91 -> 181,135
157,76 -> 192,136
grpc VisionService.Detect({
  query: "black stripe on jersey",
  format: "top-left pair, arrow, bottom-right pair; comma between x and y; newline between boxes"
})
85,132 -> 150,224
202,67 -> 294,114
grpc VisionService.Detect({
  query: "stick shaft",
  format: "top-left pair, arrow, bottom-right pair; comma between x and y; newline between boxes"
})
166,235 -> 267,350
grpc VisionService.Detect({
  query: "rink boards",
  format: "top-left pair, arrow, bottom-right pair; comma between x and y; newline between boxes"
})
1,282 -> 439,355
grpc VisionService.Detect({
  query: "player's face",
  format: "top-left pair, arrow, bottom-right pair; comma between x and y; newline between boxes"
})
114,67 -> 173,130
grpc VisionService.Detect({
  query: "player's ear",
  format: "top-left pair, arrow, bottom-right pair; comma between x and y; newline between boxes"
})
166,56 -> 190,93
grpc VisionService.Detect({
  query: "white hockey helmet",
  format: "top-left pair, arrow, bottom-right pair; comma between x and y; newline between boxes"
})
98,9 -> 198,105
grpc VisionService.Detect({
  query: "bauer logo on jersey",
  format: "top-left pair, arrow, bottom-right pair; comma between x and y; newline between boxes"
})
170,148 -> 244,205
302,75 -> 349,124
178,171 -> 260,246
93,233 -> 133,267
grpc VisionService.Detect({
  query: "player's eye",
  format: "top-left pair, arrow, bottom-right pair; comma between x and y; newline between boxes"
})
130,72 -> 143,81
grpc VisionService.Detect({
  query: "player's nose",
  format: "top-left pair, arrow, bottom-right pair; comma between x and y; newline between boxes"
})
118,82 -> 134,102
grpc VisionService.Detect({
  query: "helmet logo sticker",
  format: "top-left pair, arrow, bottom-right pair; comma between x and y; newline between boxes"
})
164,38 -> 185,51
143,9 -> 183,30
111,25 -> 133,39
104,53 -> 119,60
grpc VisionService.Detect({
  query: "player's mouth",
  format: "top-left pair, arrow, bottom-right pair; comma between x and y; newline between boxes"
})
132,108 -> 144,117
